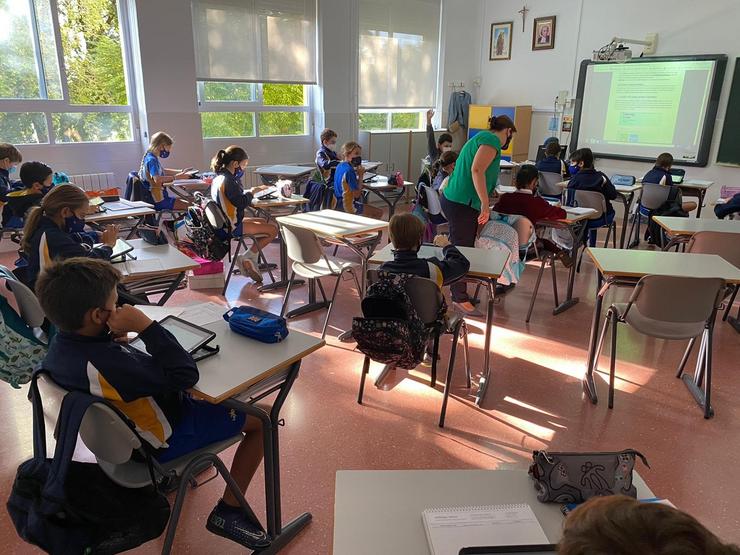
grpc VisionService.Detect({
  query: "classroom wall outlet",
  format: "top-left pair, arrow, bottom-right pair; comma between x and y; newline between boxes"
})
643,33 -> 658,55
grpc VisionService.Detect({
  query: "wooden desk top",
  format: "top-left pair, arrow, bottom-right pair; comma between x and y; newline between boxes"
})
556,180 -> 641,196
276,209 -> 388,238
117,240 -> 199,281
368,244 -> 509,280
254,165 -> 314,177
87,203 -> 155,223
252,194 -> 308,209
191,320 -> 325,403
587,248 -> 740,284
653,216 -> 740,236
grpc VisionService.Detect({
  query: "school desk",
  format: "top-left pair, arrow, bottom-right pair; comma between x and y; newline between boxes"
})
86,201 -> 156,239
190,320 -> 325,552
679,180 -> 714,218
653,215 -> 740,250
334,469 -> 654,555
169,178 -> 210,201
369,244 -> 509,406
363,176 -> 413,218
254,165 -> 315,192
583,248 -> 740,417
116,239 -> 199,305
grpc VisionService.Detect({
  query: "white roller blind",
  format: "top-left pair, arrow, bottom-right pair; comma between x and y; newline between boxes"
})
192,0 -> 317,84
359,0 -> 441,109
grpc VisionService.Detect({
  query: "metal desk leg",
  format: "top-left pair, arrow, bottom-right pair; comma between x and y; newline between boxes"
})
260,232 -> 305,293
157,272 -> 185,305
583,272 -> 609,403
222,362 -> 312,552
369,190 -> 393,218
125,216 -> 146,239
680,311 -> 717,418
696,189 -> 706,218
285,276 -> 330,318
619,192 -> 633,249
475,278 -> 496,406
552,222 -> 586,315
336,236 -> 379,342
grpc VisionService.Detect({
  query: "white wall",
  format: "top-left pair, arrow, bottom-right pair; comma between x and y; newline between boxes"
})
462,0 -> 740,207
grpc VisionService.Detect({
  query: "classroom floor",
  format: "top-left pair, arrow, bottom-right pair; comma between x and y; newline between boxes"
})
1,214 -> 739,554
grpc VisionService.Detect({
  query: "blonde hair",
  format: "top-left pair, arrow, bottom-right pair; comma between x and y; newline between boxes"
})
22,184 -> 89,251
389,213 -> 425,251
147,131 -> 173,153
340,141 -> 361,159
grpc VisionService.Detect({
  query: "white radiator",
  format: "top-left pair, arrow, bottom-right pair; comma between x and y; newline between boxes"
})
67,172 -> 117,192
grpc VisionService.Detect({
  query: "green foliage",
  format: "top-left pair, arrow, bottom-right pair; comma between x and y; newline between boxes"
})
263,84 -> 305,106
204,82 -> 255,102
202,112 -> 255,138
259,112 -> 305,136
0,113 -> 49,144
359,112 -> 388,131
391,112 -> 421,130
52,112 -> 131,142
0,0 -> 42,99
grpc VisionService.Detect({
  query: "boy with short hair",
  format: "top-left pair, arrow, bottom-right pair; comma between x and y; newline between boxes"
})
37,258 -> 270,550
316,128 -> 340,183
0,143 -> 22,225
19,160 -> 53,194
5,160 -> 51,227
426,110 -> 453,165
536,139 -> 566,175
643,152 -> 697,213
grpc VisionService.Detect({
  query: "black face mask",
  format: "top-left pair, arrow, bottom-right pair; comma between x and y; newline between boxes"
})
350,156 -> 362,167
501,131 -> 513,150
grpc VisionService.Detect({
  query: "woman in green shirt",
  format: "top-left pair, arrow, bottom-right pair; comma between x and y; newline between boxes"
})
440,115 -> 517,312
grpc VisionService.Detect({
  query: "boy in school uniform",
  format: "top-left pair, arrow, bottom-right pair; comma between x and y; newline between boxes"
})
0,143 -> 22,226
425,109 -> 453,165
5,161 -> 52,228
566,148 -> 617,247
37,258 -> 271,550
315,128 -> 340,183
333,141 -> 383,219
536,139 -> 566,176
642,152 -> 697,213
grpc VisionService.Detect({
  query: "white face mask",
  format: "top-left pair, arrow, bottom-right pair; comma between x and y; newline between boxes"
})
441,146 -> 453,153
327,142 -> 337,150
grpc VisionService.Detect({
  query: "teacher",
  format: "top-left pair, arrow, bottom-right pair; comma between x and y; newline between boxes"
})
440,115 -> 517,312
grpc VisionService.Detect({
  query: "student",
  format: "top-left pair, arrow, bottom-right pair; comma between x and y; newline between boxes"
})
558,495 -> 740,555
139,132 -> 192,212
642,152 -> 697,213
566,148 -> 617,247
493,163 -> 573,266
21,184 -> 117,286
432,150 -> 458,191
210,146 -> 278,284
316,128 -> 340,183
536,139 -> 566,175
0,143 -> 22,204
36,258 -> 270,550
333,142 -> 383,219
426,109 -> 454,165
5,161 -> 54,229
715,192 -> 740,219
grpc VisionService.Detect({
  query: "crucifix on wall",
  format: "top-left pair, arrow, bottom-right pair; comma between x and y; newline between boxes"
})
518,5 -> 529,32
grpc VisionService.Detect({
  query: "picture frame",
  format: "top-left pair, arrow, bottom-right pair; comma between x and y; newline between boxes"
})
489,21 -> 513,61
532,16 -> 556,51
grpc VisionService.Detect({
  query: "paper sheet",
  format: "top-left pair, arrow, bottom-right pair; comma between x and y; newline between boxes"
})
180,302 -> 228,326
136,305 -> 185,322
124,259 -> 164,274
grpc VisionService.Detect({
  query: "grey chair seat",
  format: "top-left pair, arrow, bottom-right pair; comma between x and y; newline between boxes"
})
612,303 -> 707,340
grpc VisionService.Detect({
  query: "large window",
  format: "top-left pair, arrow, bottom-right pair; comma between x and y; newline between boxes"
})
198,82 -> 309,138
0,0 -> 135,144
359,110 -> 425,131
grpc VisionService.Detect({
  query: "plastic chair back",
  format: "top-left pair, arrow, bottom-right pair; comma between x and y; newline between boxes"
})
687,231 -> 740,268
631,275 -> 725,325
367,270 -> 443,326
538,172 -> 563,197
574,190 -> 606,220
639,182 -> 671,211
281,223 -> 324,265
0,265 -> 45,328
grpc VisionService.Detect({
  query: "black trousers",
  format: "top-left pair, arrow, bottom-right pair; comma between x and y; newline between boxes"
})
440,194 -> 479,302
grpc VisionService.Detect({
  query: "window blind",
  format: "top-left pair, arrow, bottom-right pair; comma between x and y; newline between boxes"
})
191,0 -> 317,84
359,0 -> 441,109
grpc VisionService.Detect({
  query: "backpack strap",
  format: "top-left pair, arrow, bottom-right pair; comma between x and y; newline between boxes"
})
29,372 -> 48,462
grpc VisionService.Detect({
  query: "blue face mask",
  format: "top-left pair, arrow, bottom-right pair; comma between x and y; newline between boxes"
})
568,164 -> 580,176
8,165 -> 17,174
64,215 -> 86,233
234,168 -> 244,179
159,149 -> 170,159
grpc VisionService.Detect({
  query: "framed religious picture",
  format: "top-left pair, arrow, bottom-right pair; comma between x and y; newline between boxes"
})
489,21 -> 513,61
532,16 -> 556,50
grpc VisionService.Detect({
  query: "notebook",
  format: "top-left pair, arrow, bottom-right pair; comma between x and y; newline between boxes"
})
422,504 -> 548,555
563,206 -> 595,215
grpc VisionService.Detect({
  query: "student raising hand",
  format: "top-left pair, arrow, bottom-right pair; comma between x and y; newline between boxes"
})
107,304 -> 153,335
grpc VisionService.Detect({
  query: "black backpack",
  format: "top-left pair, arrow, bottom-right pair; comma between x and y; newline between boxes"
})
7,373 -> 170,554
647,186 -> 688,245
183,193 -> 232,261
352,272 -> 428,369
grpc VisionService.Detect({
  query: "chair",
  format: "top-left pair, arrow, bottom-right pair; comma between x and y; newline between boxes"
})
357,272 -> 471,428
593,275 -> 726,418
0,264 -> 48,341
573,189 -> 617,251
627,182 -> 671,248
35,373 -> 254,555
538,172 -> 565,203
280,223 -> 360,339
687,231 -> 740,323
525,241 -> 561,324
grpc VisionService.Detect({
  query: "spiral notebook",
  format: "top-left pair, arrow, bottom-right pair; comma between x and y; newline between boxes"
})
422,504 -> 548,555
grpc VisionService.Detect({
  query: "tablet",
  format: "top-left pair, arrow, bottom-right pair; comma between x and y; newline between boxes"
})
128,315 -> 216,355
109,239 -> 134,259
459,545 -> 558,554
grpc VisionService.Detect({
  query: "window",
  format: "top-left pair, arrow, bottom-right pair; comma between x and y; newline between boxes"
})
198,82 -> 309,138
359,110 -> 424,131
0,0 -> 135,144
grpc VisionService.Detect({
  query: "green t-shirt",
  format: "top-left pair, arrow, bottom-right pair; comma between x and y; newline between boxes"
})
443,131 -> 502,211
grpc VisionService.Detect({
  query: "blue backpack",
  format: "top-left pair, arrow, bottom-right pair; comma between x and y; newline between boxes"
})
223,306 -> 289,343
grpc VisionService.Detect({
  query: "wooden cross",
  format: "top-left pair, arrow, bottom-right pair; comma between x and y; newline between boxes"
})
518,5 -> 529,32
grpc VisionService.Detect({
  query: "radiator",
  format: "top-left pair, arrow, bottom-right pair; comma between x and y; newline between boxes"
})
67,172 -> 117,192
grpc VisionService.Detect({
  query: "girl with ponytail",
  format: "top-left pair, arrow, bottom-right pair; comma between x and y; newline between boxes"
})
22,184 -> 118,286
209,145 -> 278,285
139,131 -> 192,212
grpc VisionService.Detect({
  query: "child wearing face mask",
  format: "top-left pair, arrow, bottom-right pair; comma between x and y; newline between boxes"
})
333,142 -> 383,219
425,110 -> 454,165
139,132 -> 192,212
3,161 -> 54,230
0,143 -> 22,203
316,128 -> 340,183
431,150 -> 458,191
21,184 -> 117,287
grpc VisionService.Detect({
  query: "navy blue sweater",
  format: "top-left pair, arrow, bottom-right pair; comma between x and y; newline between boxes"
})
643,166 -> 673,186
567,168 -> 617,214
43,322 -> 199,448
379,245 -> 470,288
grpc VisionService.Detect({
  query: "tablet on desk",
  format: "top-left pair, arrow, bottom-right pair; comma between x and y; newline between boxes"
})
107,239 -> 134,259
459,545 -> 557,554
128,315 -> 216,356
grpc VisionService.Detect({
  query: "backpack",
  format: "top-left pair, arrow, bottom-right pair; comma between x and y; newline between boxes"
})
0,295 -> 46,388
352,272 -> 428,369
183,193 -> 232,261
7,373 -> 171,554
302,180 -> 328,212
647,186 -> 688,245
